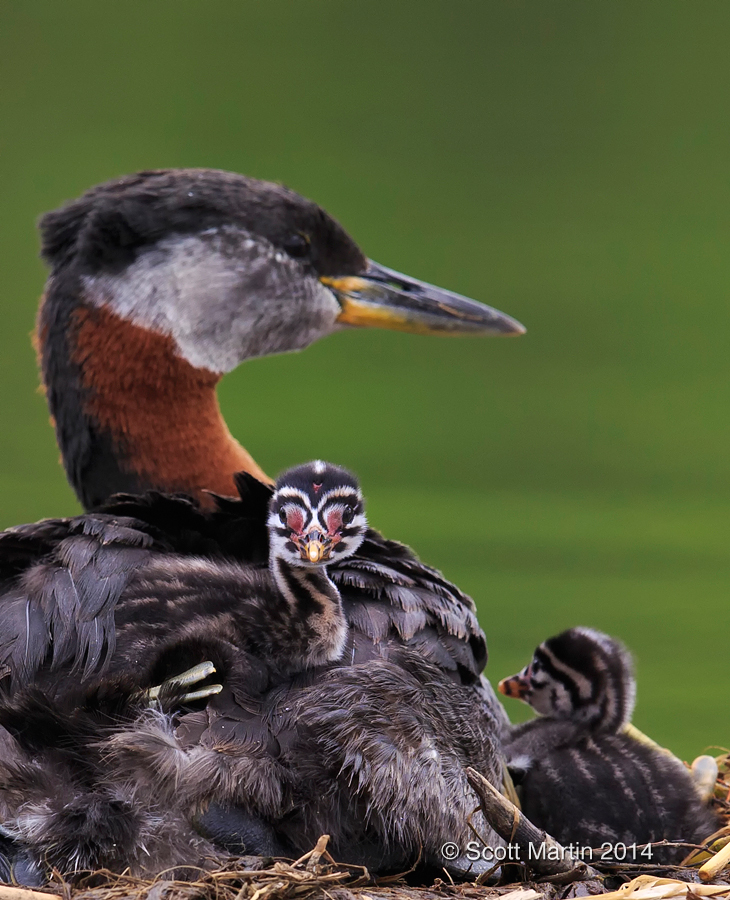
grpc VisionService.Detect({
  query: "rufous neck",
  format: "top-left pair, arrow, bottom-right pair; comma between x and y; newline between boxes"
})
38,297 -> 270,509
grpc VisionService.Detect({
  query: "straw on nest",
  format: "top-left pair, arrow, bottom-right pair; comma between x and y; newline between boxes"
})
2,842 -> 728,900
708,752 -> 730,826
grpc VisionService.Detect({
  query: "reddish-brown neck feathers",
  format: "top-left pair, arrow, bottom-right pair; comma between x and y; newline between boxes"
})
69,303 -> 271,504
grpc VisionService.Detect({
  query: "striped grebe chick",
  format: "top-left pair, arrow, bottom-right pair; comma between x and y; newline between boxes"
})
499,628 -> 720,863
265,459 -> 367,667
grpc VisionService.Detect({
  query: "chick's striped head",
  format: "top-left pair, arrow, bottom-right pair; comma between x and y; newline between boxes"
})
268,461 -> 367,567
498,627 -> 635,731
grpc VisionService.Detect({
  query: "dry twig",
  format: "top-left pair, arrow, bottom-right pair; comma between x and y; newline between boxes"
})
466,767 -> 599,882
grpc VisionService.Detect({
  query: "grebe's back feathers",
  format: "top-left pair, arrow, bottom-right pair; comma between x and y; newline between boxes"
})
0,464 -> 500,877
0,516 -> 155,688
1,468 -> 485,694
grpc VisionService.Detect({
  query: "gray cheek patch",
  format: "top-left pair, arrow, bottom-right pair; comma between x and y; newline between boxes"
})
82,226 -> 342,374
531,680 -> 572,717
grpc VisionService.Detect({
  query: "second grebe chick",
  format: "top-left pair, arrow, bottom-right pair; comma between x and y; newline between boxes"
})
499,628 -> 719,862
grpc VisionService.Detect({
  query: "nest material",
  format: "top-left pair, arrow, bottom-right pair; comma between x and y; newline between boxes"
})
1,838 -> 729,900
2,857 -> 729,900
709,753 -> 730,826
3,820 -> 729,900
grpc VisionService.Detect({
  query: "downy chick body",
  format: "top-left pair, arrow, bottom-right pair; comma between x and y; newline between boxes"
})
499,627 -> 719,863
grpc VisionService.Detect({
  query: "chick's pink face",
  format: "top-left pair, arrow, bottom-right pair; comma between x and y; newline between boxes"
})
280,505 -> 343,543
287,503 -> 348,552
324,506 -> 345,536
276,501 -> 339,564
283,506 -> 305,535
268,466 -> 367,568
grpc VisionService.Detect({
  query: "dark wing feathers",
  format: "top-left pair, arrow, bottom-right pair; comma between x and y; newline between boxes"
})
341,598 -> 394,643
0,478 -> 486,690
332,530 -> 486,679
0,519 -> 79,586
0,515 -> 155,689
100,483 -> 270,562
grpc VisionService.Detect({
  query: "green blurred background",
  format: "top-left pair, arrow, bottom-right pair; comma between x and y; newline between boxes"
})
1,2 -> 728,758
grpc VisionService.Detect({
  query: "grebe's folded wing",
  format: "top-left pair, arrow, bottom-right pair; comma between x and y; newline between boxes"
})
0,514 -> 156,688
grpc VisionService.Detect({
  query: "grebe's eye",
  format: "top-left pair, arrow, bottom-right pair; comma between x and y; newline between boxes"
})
341,506 -> 354,526
279,508 -> 287,524
283,233 -> 310,259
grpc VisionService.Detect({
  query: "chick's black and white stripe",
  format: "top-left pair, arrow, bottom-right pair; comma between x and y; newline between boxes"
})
268,460 -> 365,560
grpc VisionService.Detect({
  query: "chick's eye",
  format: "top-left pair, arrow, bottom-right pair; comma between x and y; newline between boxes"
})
283,233 -> 310,259
342,506 -> 354,526
279,508 -> 287,524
